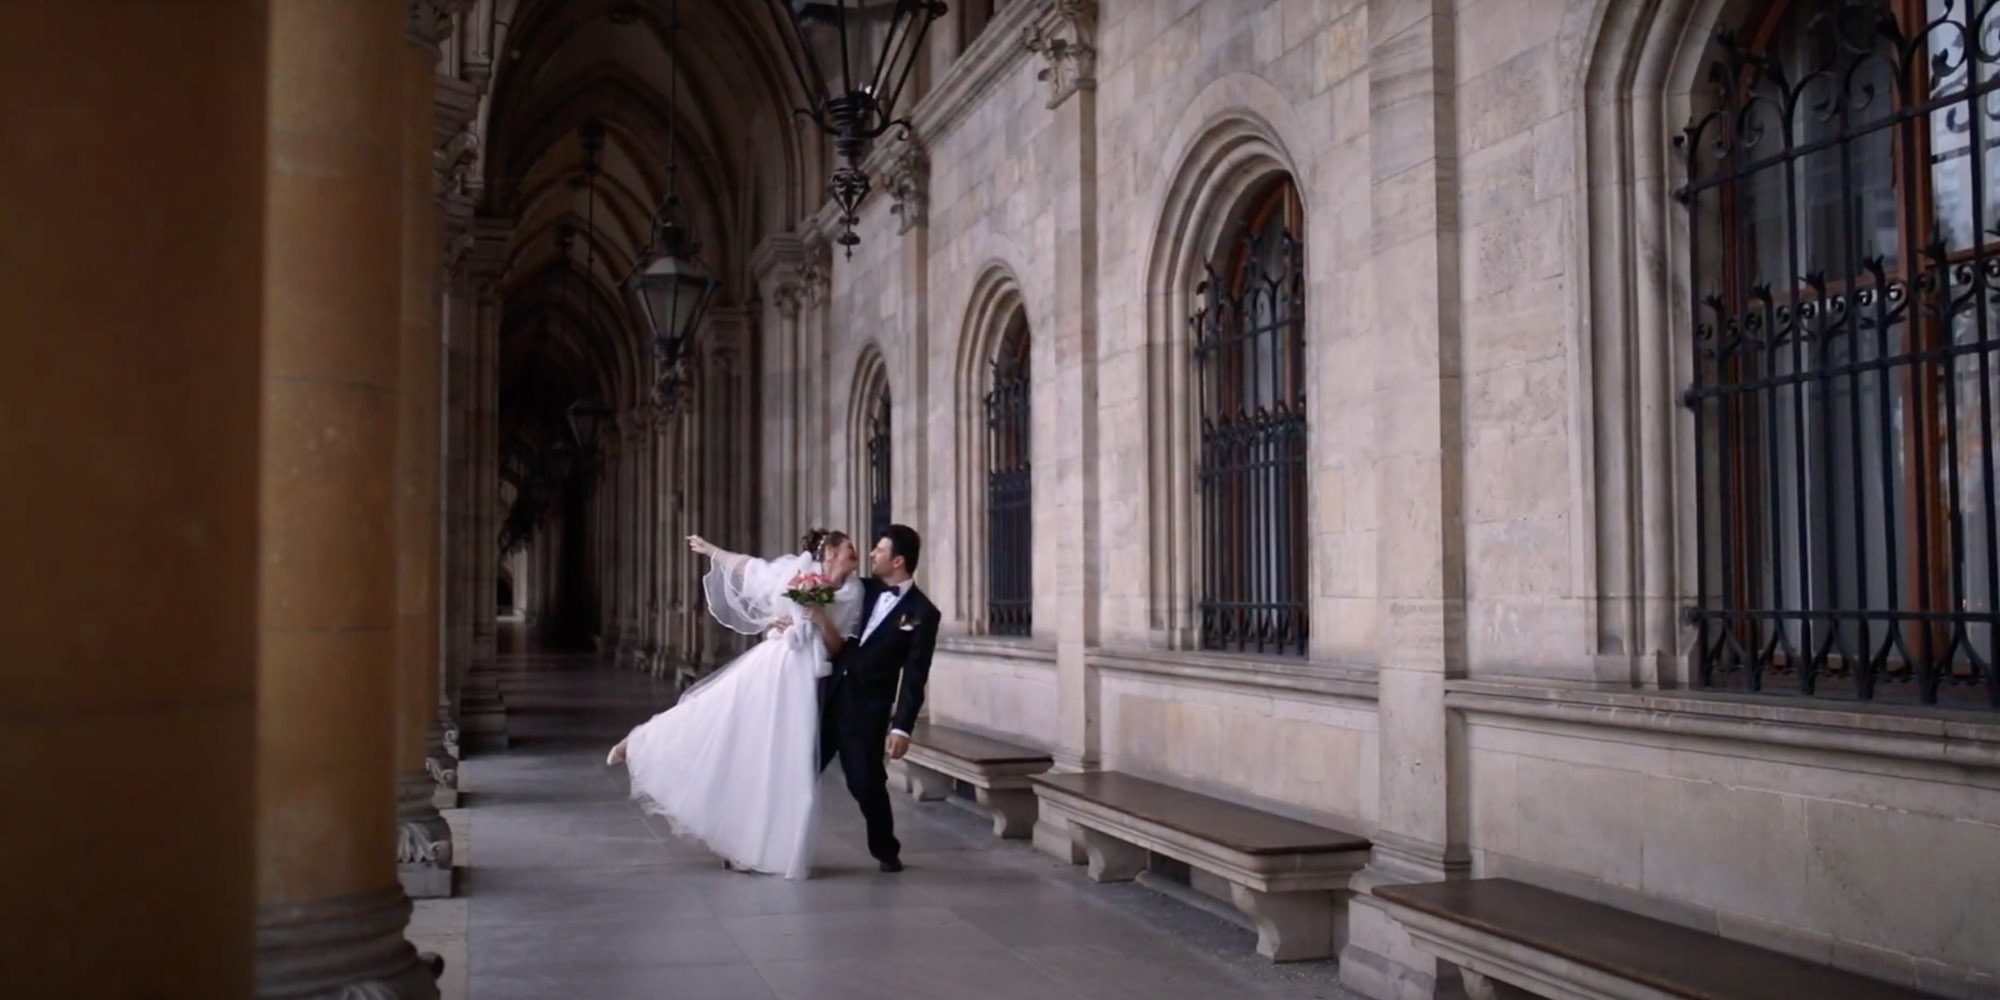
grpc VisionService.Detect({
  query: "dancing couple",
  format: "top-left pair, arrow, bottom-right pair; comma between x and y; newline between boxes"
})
606,524 -> 941,879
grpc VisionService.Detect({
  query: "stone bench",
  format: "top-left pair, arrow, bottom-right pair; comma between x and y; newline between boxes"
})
1030,771 -> 1370,962
1372,878 -> 1938,1000
901,723 -> 1053,838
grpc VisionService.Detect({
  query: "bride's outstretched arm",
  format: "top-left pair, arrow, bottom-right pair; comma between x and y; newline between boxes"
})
685,534 -> 748,571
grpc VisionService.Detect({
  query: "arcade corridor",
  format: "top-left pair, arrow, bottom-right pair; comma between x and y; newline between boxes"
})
414,628 -> 1354,1000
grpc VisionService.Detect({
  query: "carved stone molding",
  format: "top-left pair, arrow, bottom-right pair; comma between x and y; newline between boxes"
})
1022,0 -> 1098,110
434,125 -> 478,203
774,284 -> 804,322
798,238 -> 833,308
884,138 -> 930,234
255,885 -> 440,999
395,771 -> 453,899
407,0 -> 471,50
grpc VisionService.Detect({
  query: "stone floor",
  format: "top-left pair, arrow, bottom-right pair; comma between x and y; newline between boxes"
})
411,641 -> 1357,1000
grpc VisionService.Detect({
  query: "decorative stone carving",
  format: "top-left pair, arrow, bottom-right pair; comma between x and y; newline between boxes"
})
1022,0 -> 1098,110
799,238 -> 833,308
407,0 -> 471,50
395,772 -> 453,898
774,284 -> 804,322
884,139 -> 930,234
425,755 -> 456,790
434,125 -> 479,200
396,822 -> 450,868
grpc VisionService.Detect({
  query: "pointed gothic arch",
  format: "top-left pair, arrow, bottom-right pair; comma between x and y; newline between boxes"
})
953,263 -> 1034,634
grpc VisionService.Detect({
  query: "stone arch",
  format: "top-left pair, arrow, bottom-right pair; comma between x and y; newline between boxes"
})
1576,0 -> 1754,684
951,262 -> 1031,628
1140,100 -> 1307,647
847,343 -> 891,543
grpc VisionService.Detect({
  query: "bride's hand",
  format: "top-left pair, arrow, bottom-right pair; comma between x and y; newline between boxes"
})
686,534 -> 714,557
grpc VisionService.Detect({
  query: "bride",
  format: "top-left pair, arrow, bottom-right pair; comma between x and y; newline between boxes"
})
607,528 -> 865,879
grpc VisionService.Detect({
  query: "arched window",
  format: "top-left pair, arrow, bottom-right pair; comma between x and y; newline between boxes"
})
1193,179 -> 1307,656
1678,0 -> 1999,708
866,386 -> 892,547
985,315 -> 1032,635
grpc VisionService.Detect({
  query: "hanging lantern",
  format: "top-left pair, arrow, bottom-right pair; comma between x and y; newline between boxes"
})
772,0 -> 947,252
630,201 -> 718,378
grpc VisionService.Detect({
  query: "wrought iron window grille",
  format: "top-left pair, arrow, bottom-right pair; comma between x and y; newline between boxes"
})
867,388 -> 893,551
1192,189 -> 1310,657
1675,0 -> 2000,708
985,324 -> 1033,636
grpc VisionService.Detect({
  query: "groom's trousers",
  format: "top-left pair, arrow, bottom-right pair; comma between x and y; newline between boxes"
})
818,678 -> 901,864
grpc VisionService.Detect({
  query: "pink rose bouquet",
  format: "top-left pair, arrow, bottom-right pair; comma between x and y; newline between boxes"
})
784,571 -> 837,607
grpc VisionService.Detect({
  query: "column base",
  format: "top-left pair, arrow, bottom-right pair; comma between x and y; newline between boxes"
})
459,665 -> 507,752
1339,834 -> 1470,1000
458,704 -> 507,751
255,885 -> 440,1000
395,771 -> 455,900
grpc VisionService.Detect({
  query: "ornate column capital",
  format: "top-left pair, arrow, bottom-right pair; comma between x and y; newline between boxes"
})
1022,0 -> 1098,110
884,138 -> 930,235
407,0 -> 471,52
798,237 -> 833,308
774,284 -> 804,322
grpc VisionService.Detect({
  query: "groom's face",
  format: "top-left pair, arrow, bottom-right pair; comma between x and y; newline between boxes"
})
870,537 -> 898,578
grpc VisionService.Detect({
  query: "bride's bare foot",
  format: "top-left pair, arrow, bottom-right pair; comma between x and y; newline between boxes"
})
606,741 -> 627,766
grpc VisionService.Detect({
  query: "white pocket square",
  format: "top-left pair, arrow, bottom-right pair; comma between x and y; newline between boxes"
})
898,623 -> 917,631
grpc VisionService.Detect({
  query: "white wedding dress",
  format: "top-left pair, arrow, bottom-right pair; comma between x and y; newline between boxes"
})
617,548 -> 864,879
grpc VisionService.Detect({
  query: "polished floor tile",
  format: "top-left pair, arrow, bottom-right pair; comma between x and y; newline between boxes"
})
423,634 -> 1358,1000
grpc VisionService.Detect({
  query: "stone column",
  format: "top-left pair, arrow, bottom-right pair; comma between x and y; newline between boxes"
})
393,4 -> 452,900
471,254 -> 500,667
1340,3 -> 1471,998
621,418 -> 643,659
1023,0 -> 1102,866
886,141 -> 933,535
439,264 -> 473,777
255,1 -> 436,995
460,226 -> 508,750
0,4 -> 263,992
799,243 -> 834,524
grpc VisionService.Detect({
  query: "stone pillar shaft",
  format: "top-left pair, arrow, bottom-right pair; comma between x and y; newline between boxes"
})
460,265 -> 505,749
394,23 -> 452,900
255,0 -> 433,995
0,3 -> 264,992
1342,3 -> 1470,998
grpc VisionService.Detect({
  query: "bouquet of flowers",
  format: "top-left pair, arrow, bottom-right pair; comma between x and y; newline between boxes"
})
784,571 -> 837,607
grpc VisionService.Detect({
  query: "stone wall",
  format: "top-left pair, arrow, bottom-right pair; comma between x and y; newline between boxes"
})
763,0 -> 2000,995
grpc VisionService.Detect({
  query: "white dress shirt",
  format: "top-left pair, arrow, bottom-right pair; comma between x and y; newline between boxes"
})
859,580 -> 911,644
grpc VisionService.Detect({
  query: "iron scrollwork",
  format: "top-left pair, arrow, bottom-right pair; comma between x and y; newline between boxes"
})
1192,211 -> 1309,657
1675,0 -> 2000,708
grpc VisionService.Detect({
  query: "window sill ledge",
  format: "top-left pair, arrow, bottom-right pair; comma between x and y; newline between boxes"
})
936,634 -> 1058,664
1087,647 -> 1379,704
1446,678 -> 2000,770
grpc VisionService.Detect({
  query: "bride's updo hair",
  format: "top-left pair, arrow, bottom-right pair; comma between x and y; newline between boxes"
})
799,527 -> 851,561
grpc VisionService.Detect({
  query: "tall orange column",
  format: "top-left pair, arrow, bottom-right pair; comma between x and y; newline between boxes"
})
0,3 -> 266,994
394,5 -> 453,900
254,0 -> 435,995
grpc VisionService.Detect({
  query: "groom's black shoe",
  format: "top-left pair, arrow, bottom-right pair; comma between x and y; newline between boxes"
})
878,858 -> 904,873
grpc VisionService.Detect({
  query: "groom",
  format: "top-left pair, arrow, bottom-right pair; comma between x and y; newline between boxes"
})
820,523 -> 940,872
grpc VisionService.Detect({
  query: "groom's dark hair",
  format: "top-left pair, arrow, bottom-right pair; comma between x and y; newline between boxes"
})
880,524 -> 921,574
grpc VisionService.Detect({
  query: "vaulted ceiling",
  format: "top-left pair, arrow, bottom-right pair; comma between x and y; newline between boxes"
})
487,0 -> 828,485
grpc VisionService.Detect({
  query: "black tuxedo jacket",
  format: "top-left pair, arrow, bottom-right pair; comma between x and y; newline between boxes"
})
833,577 -> 941,734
